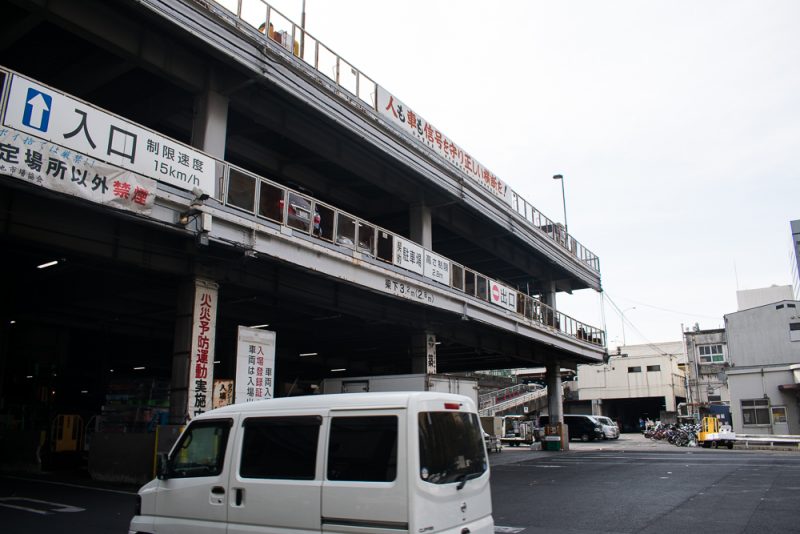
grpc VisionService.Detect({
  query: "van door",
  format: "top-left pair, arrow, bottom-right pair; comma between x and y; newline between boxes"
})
227,414 -> 324,534
154,417 -> 236,534
322,409 -> 408,534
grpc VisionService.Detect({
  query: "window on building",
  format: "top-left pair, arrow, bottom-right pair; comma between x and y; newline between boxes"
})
646,365 -> 661,372
698,344 -> 725,363
790,322 -> 800,342
627,366 -> 641,373
741,398 -> 770,425
240,416 -> 321,479
708,395 -> 722,402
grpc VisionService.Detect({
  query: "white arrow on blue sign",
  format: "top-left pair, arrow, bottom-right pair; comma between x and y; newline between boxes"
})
22,87 -> 52,132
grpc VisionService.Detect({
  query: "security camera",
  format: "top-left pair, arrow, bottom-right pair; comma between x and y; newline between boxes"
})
192,186 -> 210,202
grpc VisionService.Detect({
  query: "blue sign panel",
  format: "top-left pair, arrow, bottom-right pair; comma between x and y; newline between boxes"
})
21,87 -> 52,132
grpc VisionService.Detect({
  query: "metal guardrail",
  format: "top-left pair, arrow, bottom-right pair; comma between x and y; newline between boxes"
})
205,0 -> 600,275
479,385 -> 547,417
734,434 -> 800,447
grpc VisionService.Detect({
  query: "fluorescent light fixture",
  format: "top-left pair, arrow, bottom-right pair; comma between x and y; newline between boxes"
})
81,390 -> 88,394
330,368 -> 346,372
214,360 -> 221,364
249,324 -> 270,329
9,320 -> 15,325
26,375 -> 33,379
299,352 -> 318,357
133,366 -> 146,370
37,260 -> 59,269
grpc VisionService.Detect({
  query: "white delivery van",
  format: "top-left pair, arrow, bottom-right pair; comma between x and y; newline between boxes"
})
129,391 -> 493,534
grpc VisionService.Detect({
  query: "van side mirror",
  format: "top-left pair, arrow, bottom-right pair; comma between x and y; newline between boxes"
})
156,453 -> 170,480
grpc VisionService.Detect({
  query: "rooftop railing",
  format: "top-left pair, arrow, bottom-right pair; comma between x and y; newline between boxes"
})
206,0 -> 601,275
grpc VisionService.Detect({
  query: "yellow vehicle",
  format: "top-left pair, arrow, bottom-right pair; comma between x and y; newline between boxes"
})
697,416 -> 736,449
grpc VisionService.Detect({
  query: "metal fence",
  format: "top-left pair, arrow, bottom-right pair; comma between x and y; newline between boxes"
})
205,0 -> 601,274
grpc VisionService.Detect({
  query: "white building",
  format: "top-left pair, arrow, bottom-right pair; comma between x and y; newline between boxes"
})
682,327 -> 730,421
576,341 -> 686,432
724,299 -> 800,435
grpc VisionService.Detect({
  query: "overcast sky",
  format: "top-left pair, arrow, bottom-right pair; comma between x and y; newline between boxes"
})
251,0 -> 800,349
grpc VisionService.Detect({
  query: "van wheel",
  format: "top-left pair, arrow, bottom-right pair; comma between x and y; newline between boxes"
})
580,434 -> 589,442
726,442 -> 734,449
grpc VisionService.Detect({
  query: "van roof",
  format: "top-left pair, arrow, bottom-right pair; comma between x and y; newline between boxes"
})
197,391 -> 476,418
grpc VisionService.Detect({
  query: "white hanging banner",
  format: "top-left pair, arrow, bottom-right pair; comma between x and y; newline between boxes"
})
187,280 -> 218,420
235,327 -> 276,403
0,127 -> 156,215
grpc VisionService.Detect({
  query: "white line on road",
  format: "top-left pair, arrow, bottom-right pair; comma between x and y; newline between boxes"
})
2,475 -> 137,495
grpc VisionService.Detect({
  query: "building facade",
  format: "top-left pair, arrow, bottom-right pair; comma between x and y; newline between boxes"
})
576,342 -> 687,431
682,328 -> 730,421
725,300 -> 800,435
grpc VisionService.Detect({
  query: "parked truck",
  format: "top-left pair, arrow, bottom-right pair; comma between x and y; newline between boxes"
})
321,373 -> 479,406
499,415 -> 534,446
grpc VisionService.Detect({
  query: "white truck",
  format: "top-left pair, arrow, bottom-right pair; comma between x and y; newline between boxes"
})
321,373 -> 479,406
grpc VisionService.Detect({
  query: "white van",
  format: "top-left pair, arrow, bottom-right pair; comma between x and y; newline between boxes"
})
129,391 -> 494,534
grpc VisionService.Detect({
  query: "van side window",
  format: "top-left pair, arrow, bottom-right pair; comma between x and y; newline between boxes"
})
327,416 -> 397,482
240,416 -> 321,480
169,420 -> 232,478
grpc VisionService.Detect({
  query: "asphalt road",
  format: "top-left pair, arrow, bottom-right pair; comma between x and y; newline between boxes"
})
490,434 -> 800,533
0,434 -> 798,534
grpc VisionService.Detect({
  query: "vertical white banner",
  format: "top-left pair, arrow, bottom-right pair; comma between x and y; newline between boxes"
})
235,327 -> 276,403
426,333 -> 437,375
187,280 -> 218,421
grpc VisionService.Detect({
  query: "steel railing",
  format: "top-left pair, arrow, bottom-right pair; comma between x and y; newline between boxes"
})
205,0 -> 601,274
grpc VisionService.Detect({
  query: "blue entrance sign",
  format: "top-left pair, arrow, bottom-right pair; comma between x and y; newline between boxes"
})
22,87 -> 52,132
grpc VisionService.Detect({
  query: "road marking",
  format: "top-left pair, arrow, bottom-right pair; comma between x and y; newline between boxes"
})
0,497 -> 85,515
495,526 -> 525,533
2,475 -> 137,495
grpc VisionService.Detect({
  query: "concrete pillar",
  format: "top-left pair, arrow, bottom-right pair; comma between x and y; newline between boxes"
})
546,359 -> 563,424
409,201 -> 432,249
410,332 -> 436,374
191,73 -> 229,160
170,278 -> 219,424
541,279 -> 557,310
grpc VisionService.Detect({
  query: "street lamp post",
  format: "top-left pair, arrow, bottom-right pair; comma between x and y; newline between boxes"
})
553,174 -> 568,236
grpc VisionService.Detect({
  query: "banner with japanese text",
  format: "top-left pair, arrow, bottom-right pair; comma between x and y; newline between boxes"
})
0,127 -> 156,215
187,280 -> 218,421
212,379 -> 234,409
393,236 -> 424,275
423,250 -> 450,285
235,327 -> 276,403
377,86 -> 512,206
489,279 -> 518,312
2,73 -> 215,194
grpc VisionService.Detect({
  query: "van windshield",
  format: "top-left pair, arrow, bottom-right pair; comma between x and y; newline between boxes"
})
418,412 -> 487,485
595,417 -> 613,425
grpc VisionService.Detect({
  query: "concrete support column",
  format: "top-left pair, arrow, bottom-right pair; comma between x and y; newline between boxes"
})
410,332 -> 437,374
191,72 -> 229,160
546,359 -> 563,424
170,278 -> 219,424
541,279 -> 557,310
409,201 -> 432,249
